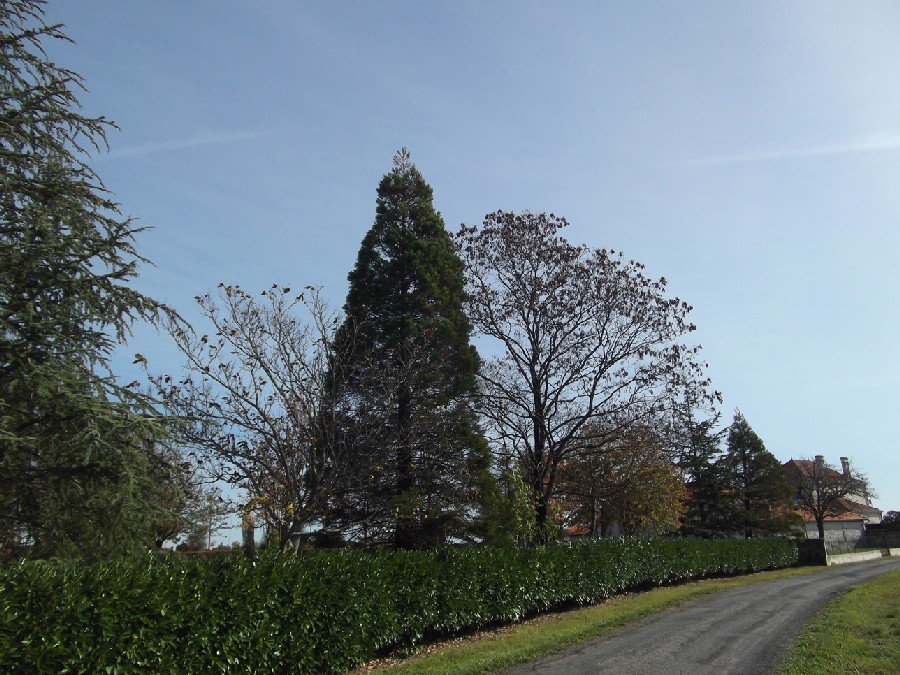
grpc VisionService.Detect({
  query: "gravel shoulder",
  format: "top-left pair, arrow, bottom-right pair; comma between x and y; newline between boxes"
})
502,557 -> 900,675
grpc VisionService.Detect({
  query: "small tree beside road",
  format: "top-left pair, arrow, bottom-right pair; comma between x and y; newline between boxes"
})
784,455 -> 872,540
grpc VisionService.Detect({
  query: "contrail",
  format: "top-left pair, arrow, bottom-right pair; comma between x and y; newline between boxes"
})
101,129 -> 269,160
691,132 -> 900,165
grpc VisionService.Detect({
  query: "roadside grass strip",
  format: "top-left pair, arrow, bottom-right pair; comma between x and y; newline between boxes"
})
362,567 -> 822,674
778,568 -> 900,675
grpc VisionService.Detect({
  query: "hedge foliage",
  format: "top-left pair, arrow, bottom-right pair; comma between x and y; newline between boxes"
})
0,537 -> 796,673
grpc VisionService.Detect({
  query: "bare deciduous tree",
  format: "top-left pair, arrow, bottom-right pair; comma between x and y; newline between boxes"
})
455,211 -> 715,530
150,440 -> 219,549
784,456 -> 872,540
153,284 -> 345,550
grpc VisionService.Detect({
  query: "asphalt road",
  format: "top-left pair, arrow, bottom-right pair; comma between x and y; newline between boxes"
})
502,557 -> 900,675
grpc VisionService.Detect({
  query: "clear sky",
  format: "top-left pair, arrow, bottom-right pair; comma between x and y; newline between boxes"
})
44,0 -> 899,530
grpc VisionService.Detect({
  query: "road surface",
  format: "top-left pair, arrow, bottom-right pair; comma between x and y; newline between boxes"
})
503,557 -> 900,675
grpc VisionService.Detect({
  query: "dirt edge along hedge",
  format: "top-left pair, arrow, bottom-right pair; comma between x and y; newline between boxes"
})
0,538 -> 797,673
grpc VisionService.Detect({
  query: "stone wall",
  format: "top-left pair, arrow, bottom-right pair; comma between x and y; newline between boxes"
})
798,522 -> 899,553
825,534 -> 866,553
814,521 -> 867,552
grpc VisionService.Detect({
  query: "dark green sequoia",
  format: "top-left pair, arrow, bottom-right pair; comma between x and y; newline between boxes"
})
333,149 -> 484,548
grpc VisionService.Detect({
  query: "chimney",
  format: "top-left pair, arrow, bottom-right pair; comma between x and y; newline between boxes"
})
840,457 -> 850,476
815,455 -> 825,478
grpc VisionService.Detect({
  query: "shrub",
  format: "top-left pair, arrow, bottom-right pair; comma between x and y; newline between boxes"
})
0,538 -> 796,673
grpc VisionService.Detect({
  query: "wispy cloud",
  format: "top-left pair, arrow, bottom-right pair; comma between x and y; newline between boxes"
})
690,132 -> 900,165
101,129 -> 269,160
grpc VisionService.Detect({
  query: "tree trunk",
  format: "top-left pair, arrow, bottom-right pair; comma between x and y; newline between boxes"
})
395,380 -> 415,549
534,474 -> 549,536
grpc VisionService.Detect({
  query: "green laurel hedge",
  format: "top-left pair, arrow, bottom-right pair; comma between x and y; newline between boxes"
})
0,538 -> 796,673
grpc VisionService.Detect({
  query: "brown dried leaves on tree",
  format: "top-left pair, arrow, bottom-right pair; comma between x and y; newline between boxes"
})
455,211 -> 716,530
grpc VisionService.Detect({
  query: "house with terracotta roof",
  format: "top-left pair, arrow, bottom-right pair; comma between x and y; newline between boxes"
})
783,456 -> 881,549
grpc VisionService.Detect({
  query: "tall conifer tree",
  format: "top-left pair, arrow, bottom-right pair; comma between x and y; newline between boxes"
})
332,149 -> 484,548
676,409 -> 730,537
0,0 -> 178,558
718,411 -> 797,538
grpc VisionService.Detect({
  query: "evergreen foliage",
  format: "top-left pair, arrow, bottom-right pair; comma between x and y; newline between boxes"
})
331,149 -> 485,548
677,410 -> 731,537
0,539 -> 799,673
0,0 -> 177,558
718,410 -> 799,538
481,464 -> 557,547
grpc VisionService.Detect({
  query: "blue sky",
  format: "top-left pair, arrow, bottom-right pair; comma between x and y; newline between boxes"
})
45,1 -> 899,534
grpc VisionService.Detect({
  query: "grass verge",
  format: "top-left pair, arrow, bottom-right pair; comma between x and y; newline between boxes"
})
356,566 -> 823,674
777,568 -> 900,675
